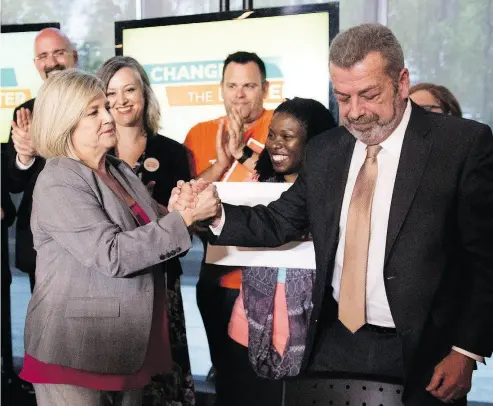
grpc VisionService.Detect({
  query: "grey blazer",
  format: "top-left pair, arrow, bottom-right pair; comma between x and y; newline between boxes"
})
25,155 -> 191,374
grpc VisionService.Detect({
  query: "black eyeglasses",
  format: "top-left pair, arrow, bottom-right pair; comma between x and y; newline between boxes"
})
420,104 -> 443,113
34,49 -> 70,63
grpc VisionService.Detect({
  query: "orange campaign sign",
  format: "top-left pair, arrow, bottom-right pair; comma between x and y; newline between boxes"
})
0,89 -> 31,108
166,81 -> 284,107
222,137 -> 265,182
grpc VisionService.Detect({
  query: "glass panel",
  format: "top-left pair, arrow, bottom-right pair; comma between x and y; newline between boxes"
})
389,0 -> 493,128
141,0 -> 219,18
339,0 -> 380,29
246,0 -> 379,29
1,0 -> 137,73
390,2 -> 493,402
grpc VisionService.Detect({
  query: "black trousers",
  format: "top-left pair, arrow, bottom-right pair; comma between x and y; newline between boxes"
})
196,281 -> 239,374
1,270 -> 13,376
309,319 -> 404,378
196,281 -> 283,406
219,338 -> 283,406
308,319 -> 466,406
28,272 -> 35,292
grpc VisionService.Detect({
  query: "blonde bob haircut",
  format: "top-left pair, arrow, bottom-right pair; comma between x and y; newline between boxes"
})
32,69 -> 106,159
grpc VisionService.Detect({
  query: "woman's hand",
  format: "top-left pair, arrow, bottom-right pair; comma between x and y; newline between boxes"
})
175,182 -> 196,226
168,179 -> 210,212
191,178 -> 211,194
169,180 -> 219,226
168,180 -> 195,212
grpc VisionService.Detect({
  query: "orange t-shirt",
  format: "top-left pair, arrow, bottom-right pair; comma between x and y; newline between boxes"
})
184,109 -> 274,289
184,109 -> 274,179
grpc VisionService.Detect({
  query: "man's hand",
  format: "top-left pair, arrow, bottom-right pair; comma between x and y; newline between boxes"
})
196,120 -> 235,182
426,350 -> 475,403
12,108 -> 35,165
193,184 -> 221,223
215,119 -> 233,171
227,107 -> 246,160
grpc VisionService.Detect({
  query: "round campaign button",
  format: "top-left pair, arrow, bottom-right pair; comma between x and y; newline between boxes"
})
143,157 -> 160,172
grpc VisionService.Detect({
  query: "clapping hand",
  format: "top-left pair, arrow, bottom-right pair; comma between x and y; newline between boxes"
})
11,108 -> 36,165
215,119 -> 234,171
227,107 -> 246,160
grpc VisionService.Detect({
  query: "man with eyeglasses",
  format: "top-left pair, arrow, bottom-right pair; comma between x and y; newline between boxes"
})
5,27 -> 78,291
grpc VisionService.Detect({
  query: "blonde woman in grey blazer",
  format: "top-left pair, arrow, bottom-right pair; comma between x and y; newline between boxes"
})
18,69 -> 220,406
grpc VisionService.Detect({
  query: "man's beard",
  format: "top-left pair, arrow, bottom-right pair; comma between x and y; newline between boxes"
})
344,94 -> 405,145
45,65 -> 66,77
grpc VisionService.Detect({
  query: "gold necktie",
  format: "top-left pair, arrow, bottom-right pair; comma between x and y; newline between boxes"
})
339,144 -> 382,333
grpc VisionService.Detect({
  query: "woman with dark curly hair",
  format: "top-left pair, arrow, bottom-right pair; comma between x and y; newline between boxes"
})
254,97 -> 337,182
221,97 -> 337,406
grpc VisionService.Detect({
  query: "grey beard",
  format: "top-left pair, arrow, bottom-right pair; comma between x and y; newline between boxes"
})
346,97 -> 406,145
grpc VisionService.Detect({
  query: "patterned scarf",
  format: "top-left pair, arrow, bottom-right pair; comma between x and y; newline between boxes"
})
242,266 -> 315,379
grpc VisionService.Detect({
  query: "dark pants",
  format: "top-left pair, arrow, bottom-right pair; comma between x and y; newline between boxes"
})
308,319 -> 466,406
196,281 -> 282,406
1,224 -> 14,378
28,272 -> 35,292
309,319 -> 404,378
196,281 -> 238,373
219,338 -> 283,406
1,270 -> 13,377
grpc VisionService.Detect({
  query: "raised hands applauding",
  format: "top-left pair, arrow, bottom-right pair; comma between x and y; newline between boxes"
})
215,106 -> 247,171
11,107 -> 36,166
168,178 -> 222,227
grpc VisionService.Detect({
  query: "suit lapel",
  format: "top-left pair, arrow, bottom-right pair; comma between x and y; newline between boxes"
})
385,104 -> 433,264
107,157 -> 158,223
320,129 -> 355,273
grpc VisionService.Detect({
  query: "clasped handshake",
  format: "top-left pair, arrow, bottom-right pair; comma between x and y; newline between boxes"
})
167,178 -> 222,228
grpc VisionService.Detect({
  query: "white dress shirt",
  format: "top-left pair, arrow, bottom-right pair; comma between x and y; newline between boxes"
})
16,153 -> 36,170
331,101 -> 412,327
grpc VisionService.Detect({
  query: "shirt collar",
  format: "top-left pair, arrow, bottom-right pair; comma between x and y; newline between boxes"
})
379,99 -> 412,158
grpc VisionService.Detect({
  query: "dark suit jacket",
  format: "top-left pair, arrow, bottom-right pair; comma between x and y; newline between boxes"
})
211,103 -> 493,398
2,147 -> 17,285
6,98 -> 45,274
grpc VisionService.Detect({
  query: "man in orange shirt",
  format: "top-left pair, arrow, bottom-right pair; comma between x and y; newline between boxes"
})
184,51 -> 274,404
185,51 -> 273,182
